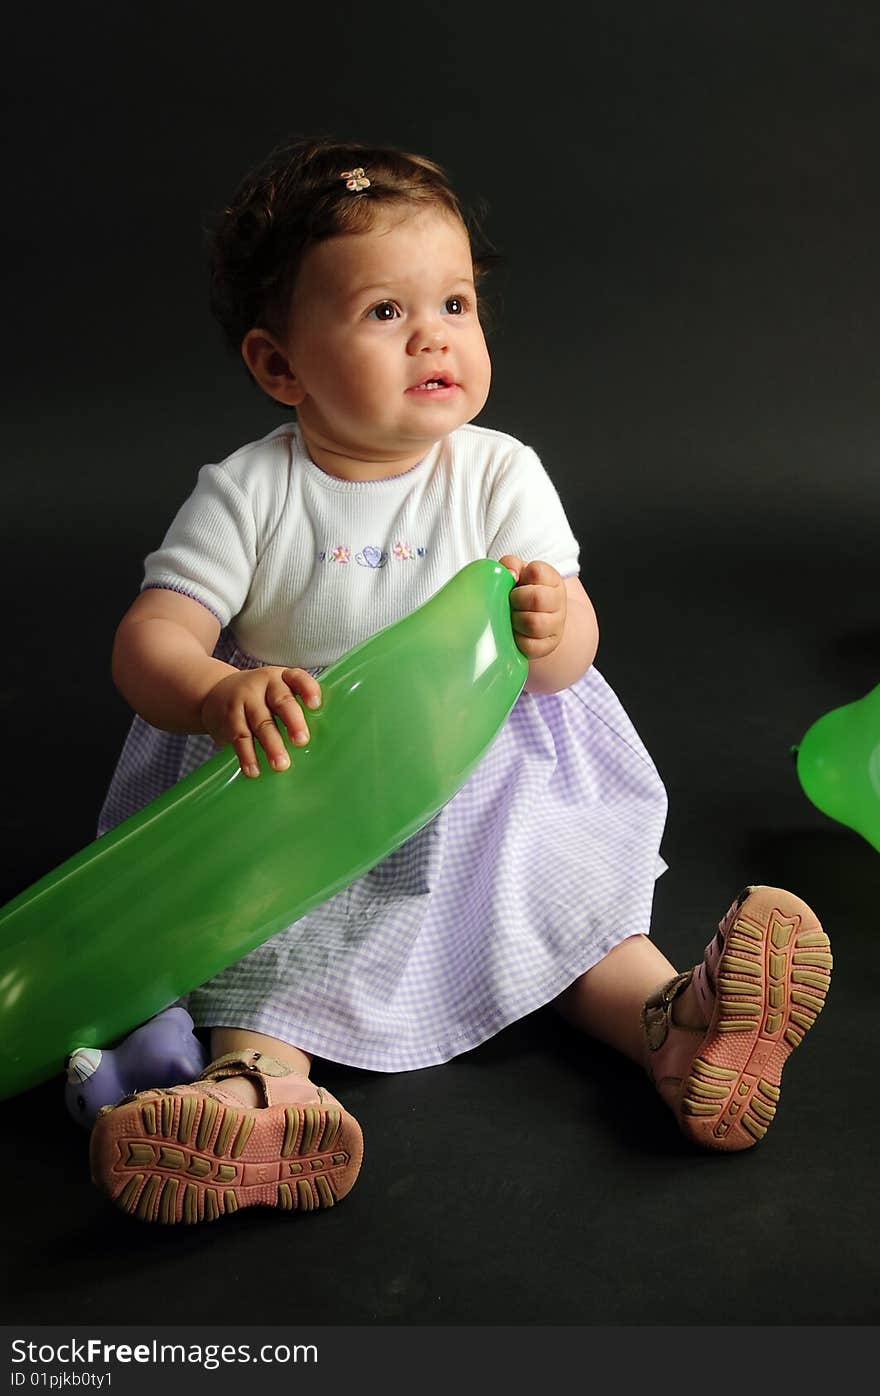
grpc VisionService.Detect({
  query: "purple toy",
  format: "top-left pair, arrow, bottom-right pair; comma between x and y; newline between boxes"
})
64,1005 -> 209,1128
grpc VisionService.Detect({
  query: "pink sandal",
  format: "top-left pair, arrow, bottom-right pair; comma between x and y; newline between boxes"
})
89,1050 -> 363,1223
642,885 -> 832,1151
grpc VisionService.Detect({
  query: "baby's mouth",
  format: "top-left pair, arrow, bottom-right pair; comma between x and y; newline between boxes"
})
409,375 -> 455,392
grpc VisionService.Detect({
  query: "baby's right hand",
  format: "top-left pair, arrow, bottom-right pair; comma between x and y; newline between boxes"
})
200,667 -> 322,778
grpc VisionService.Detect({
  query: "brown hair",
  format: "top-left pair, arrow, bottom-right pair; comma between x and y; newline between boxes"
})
207,135 -> 500,368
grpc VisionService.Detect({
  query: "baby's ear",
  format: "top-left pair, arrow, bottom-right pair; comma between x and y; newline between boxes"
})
241,329 -> 305,406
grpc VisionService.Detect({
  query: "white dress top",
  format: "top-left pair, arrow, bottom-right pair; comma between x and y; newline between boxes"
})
142,422 -> 580,668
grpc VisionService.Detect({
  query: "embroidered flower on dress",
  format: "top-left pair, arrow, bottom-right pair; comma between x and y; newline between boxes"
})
330,545 -> 351,564
393,541 -> 415,561
356,546 -> 387,568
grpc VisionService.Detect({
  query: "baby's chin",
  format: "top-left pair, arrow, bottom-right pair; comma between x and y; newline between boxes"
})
398,393 -> 489,439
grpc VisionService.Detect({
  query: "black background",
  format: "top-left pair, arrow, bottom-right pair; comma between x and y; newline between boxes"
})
2,1 -> 878,1332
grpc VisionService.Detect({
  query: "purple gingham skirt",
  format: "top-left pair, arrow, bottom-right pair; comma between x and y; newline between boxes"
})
99,633 -> 668,1071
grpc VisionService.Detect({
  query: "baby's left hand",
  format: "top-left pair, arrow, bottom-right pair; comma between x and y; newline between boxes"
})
499,556 -> 567,661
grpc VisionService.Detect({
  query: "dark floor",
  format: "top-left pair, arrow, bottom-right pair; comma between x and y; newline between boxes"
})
2,496 -> 878,1330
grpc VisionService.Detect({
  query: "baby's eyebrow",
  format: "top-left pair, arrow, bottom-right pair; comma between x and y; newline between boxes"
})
345,283 -> 396,303
344,272 -> 477,306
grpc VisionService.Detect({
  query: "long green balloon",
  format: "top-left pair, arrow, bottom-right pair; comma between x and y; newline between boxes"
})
0,560 -> 527,1100
795,682 -> 880,853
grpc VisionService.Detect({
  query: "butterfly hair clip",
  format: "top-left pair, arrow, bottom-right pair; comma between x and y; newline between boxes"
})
341,167 -> 371,192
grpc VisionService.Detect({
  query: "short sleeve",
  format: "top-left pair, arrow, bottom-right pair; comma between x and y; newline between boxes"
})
141,463 -> 257,626
484,445 -> 580,576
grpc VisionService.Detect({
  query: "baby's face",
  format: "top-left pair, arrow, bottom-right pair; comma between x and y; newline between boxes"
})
282,207 -> 491,470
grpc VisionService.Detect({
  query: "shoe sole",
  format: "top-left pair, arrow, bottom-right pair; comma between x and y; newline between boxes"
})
89,1089 -> 364,1223
677,885 -> 832,1151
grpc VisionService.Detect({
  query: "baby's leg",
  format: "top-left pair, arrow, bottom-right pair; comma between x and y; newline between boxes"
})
554,934 -> 682,1064
556,886 -> 832,1152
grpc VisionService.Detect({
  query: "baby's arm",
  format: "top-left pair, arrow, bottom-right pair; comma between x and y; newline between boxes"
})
112,589 -> 321,777
499,557 -> 599,695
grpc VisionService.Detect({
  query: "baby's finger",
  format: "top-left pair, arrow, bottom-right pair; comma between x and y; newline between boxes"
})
509,583 -> 561,615
282,668 -> 322,710
211,697 -> 265,777
229,730 -> 262,780
245,701 -> 292,774
510,607 -> 558,641
513,632 -> 559,661
269,679 -> 312,748
498,553 -> 523,583
517,560 -> 561,589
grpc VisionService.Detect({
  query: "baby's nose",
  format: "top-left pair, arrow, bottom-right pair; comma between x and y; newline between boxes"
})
407,322 -> 448,354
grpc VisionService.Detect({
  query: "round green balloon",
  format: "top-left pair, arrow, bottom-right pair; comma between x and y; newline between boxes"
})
0,560 -> 527,1100
795,682 -> 880,853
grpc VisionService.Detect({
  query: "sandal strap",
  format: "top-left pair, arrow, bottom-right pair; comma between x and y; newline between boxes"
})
197,1050 -> 292,1082
196,1050 -> 297,1107
196,1050 -> 324,1109
641,970 -> 694,1055
92,1050 -> 319,1123
642,897 -> 735,1063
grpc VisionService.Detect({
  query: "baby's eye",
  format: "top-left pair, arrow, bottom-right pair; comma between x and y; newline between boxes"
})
368,301 -> 400,321
444,296 -> 466,315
